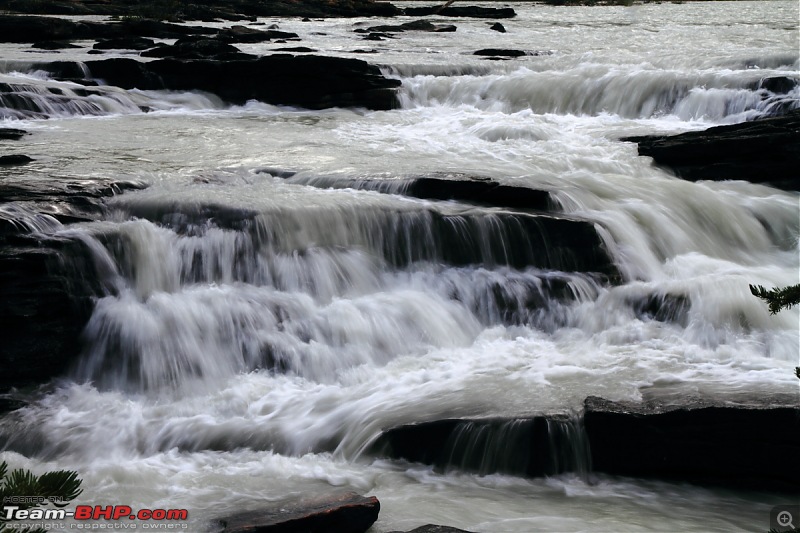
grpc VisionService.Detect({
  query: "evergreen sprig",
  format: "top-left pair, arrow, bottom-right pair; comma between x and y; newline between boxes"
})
0,461 -> 83,533
749,283 -> 800,315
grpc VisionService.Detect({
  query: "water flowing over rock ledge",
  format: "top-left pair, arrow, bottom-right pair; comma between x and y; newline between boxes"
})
375,396 -> 800,492
624,107 -> 800,191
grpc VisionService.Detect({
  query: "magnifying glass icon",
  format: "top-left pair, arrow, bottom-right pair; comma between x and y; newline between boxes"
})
777,510 -> 795,529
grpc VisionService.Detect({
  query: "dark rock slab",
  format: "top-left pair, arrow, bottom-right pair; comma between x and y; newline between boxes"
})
584,396 -> 800,492
365,20 -> 457,33
216,492 -> 380,533
32,40 -> 81,49
0,241 -> 102,391
273,47 -> 316,53
0,177 -> 146,229
0,14 -> 216,43
218,25 -> 299,43
0,14 -> 76,42
756,75 -> 798,94
0,0 -> 401,18
403,5 -> 516,18
139,37 -> 250,60
0,128 -> 28,140
474,48 -> 526,57
280,173 -> 552,211
373,416 -> 589,478
488,22 -> 506,33
623,109 -> 800,190
93,37 -> 156,50
0,155 -> 33,166
0,177 -> 147,390
39,55 -> 401,110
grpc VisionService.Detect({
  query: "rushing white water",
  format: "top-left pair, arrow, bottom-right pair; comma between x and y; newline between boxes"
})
1,2 -> 798,532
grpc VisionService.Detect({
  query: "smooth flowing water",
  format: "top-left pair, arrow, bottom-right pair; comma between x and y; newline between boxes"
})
0,2 -> 798,531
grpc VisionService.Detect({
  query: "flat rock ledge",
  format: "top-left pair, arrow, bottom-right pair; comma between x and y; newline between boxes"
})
375,396 -> 800,492
215,492 -> 379,533
39,56 -> 401,110
624,108 -> 800,191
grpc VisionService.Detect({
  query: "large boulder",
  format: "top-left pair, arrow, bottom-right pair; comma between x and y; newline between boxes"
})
0,176 -> 146,390
39,55 -> 401,110
624,108 -> 800,190
583,396 -> 800,492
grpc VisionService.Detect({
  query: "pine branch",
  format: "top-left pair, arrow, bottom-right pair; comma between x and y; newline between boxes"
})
749,283 -> 800,314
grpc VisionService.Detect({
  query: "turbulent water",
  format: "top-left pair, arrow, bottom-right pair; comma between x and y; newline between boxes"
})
1,2 -> 798,531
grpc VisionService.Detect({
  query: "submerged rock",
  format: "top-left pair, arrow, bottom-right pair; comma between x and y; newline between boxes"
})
624,108 -> 800,190
216,492 -> 380,533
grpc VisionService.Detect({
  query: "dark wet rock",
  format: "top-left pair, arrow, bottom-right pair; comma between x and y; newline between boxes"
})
474,48 -> 526,57
624,109 -> 800,191
0,242 -> 104,391
403,5 -> 516,18
110,18 -> 217,39
389,527 -> 476,533
373,416 -> 589,478
216,492 -> 380,533
583,396 -> 800,492
757,75 -> 798,94
139,37 -> 250,60
39,56 -> 401,110
0,14 -> 76,42
282,173 -> 552,211
489,22 -> 506,33
32,40 -> 80,49
363,32 -> 397,41
93,37 -> 156,50
365,20 -> 456,33
0,128 -> 28,140
87,49 -> 104,55
218,25 -> 299,43
273,46 -> 316,53
0,155 -> 33,166
0,177 -> 147,390
0,177 -> 147,229
0,14 -> 216,43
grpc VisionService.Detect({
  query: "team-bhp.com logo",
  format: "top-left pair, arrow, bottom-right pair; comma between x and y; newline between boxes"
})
3,498 -> 188,530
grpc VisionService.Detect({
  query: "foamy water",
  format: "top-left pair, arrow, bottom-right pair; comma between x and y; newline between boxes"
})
1,2 -> 798,531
